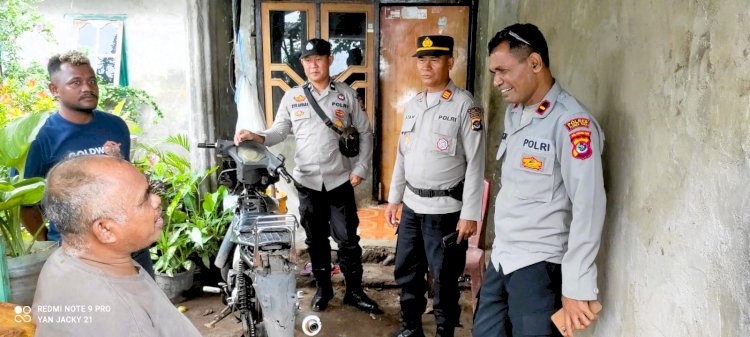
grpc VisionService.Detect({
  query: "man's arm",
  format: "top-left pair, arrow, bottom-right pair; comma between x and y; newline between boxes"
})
21,138 -> 47,240
255,94 -> 294,146
558,113 -> 606,333
458,103 -> 487,222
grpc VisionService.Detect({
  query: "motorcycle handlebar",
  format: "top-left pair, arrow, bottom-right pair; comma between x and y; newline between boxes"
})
276,167 -> 293,184
197,142 -> 216,148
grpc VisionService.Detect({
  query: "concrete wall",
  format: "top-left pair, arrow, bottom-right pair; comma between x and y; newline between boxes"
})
20,0 -> 191,146
476,0 -> 750,336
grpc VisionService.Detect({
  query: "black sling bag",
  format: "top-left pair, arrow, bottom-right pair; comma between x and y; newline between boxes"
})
303,85 -> 360,157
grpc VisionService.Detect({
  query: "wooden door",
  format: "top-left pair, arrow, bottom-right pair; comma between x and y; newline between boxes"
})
260,3 -> 316,126
378,5 -> 470,201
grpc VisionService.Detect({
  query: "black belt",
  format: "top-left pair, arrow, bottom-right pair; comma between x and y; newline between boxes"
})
405,180 -> 463,201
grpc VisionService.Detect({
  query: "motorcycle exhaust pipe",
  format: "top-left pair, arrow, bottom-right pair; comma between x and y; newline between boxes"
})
300,315 -> 322,336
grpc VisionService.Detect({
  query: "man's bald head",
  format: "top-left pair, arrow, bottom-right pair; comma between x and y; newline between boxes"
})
42,155 -> 131,252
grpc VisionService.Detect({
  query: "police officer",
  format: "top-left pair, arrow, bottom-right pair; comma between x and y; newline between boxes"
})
385,35 -> 486,337
234,38 -> 380,314
472,24 -> 606,337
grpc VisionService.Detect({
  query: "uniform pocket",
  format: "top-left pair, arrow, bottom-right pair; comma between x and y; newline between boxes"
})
400,116 -> 417,153
431,120 -> 459,156
513,151 -> 554,202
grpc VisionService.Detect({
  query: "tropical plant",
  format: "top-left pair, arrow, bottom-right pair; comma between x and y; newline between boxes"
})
99,84 -> 164,124
0,0 -> 52,79
0,112 -> 48,257
138,134 -> 232,276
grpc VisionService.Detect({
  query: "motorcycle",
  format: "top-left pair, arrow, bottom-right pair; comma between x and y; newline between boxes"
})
198,140 -> 321,337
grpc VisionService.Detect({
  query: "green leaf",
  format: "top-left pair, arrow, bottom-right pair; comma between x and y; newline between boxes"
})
0,112 -> 48,172
189,227 -> 203,248
0,178 -> 45,210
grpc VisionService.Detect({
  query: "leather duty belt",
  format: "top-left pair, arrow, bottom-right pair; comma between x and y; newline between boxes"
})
405,180 -> 463,201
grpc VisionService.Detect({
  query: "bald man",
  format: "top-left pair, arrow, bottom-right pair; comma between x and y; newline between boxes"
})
32,155 -> 201,337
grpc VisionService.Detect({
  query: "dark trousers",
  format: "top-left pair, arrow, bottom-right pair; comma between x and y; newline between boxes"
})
472,262 -> 563,337
394,204 -> 466,331
298,182 -> 363,281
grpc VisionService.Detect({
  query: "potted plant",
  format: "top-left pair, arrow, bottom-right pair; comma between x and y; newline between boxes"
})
138,135 -> 232,302
0,112 -> 56,305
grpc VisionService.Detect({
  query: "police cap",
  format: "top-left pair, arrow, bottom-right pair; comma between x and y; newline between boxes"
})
300,38 -> 331,58
413,35 -> 454,57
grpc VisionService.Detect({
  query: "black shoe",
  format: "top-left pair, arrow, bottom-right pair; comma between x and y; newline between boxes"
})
392,326 -> 424,337
435,326 -> 454,337
311,287 -> 333,312
343,289 -> 383,314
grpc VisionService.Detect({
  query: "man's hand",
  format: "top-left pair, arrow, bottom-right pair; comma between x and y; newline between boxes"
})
385,203 -> 400,228
102,141 -> 122,158
456,218 -> 477,242
349,174 -> 363,187
561,296 -> 597,336
234,129 -> 264,145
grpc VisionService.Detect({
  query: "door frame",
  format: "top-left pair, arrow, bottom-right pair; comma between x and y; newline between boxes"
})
254,0 -> 478,202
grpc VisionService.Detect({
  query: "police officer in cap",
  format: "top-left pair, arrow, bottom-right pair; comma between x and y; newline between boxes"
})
472,23 -> 606,337
385,35 -> 486,337
234,38 -> 380,314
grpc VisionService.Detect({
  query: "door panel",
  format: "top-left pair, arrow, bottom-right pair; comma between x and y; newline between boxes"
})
378,5 -> 470,201
261,3 -> 316,126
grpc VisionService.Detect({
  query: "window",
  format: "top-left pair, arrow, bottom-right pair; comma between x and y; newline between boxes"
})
72,17 -> 127,86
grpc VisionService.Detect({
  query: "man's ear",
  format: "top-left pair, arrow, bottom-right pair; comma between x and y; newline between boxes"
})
448,56 -> 455,70
48,82 -> 58,98
91,219 -> 118,244
529,53 -> 543,73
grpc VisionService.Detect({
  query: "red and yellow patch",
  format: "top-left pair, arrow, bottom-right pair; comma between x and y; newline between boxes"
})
564,117 -> 590,131
334,120 -> 344,128
441,89 -> 453,100
294,95 -> 305,102
521,156 -> 543,171
335,109 -> 345,119
536,100 -> 550,115
467,107 -> 483,131
569,131 -> 593,160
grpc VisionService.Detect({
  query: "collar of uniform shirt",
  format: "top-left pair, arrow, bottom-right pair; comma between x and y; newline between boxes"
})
306,81 -> 337,96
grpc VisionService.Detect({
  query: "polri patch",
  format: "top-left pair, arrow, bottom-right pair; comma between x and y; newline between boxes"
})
441,89 -> 453,100
565,117 -> 590,131
521,156 -> 543,171
467,107 -> 483,131
536,100 -> 550,115
334,120 -> 344,128
569,131 -> 592,160
335,109 -> 345,119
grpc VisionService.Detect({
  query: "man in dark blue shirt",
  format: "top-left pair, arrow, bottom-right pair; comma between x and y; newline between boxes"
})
20,50 -> 153,277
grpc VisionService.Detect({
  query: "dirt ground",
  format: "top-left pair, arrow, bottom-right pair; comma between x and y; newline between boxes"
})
180,253 -> 476,337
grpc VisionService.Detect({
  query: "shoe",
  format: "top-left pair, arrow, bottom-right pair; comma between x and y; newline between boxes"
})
311,287 -> 333,312
343,289 -> 383,314
435,326 -> 454,337
392,326 -> 425,337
